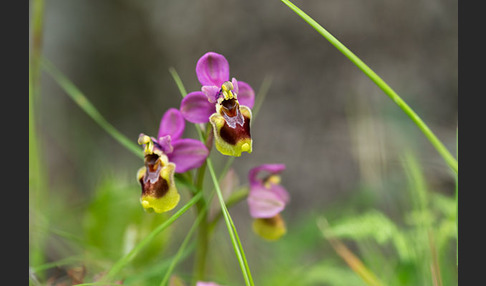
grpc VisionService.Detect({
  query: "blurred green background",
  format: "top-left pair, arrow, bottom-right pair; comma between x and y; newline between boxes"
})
30,0 -> 457,285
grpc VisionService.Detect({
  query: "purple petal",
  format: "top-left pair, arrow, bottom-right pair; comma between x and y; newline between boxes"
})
247,185 -> 286,218
158,108 -> 185,141
180,91 -> 216,123
268,183 -> 290,204
248,164 -> 286,185
158,135 -> 174,154
168,138 -> 209,173
232,78 -> 239,94
236,80 -> 255,109
202,85 -> 221,103
196,52 -> 229,86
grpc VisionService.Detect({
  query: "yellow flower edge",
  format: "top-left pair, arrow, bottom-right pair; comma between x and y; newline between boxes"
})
139,162 -> 180,213
252,214 -> 287,241
209,106 -> 253,157
140,187 -> 180,214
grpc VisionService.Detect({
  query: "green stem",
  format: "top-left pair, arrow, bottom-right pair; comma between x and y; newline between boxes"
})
208,188 -> 249,233
206,158 -> 254,286
30,0 -> 45,101
455,128 -> 458,265
193,161 -> 210,283
123,242 -> 196,284
160,206 -> 206,286
279,0 -> 457,174
218,157 -> 235,182
252,75 -> 273,120
29,0 -> 48,276
174,174 -> 198,194
193,213 -> 209,283
170,67 -> 254,285
170,67 -> 213,283
169,67 -> 188,97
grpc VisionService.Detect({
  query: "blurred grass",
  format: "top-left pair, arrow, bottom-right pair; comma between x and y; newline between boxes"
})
30,0 -> 49,280
29,147 -> 457,285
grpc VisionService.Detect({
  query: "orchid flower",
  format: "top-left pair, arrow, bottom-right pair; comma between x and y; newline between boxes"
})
180,52 -> 255,157
137,108 -> 209,213
247,164 -> 290,240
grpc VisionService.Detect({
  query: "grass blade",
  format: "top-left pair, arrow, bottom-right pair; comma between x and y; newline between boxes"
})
207,158 -> 254,286
29,0 -> 49,275
251,75 -> 273,120
41,58 -> 142,159
317,217 -> 384,286
279,0 -> 457,174
169,67 -> 188,97
123,241 -> 196,284
159,202 -> 207,286
455,128 -> 458,265
30,0 -> 45,100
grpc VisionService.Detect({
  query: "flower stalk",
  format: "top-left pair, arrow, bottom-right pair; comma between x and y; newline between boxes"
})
193,160 -> 210,282
171,64 -> 254,285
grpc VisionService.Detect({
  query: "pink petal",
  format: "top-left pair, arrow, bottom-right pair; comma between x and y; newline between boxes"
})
158,135 -> 174,154
231,77 -> 239,94
180,91 -> 216,123
247,185 -> 286,218
196,52 -> 230,87
168,138 -> 209,173
158,108 -> 185,141
268,183 -> 290,204
248,164 -> 286,185
202,85 -> 221,103
236,80 -> 255,109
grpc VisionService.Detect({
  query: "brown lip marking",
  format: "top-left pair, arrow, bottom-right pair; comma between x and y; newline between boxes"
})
140,175 -> 169,198
221,98 -> 238,117
145,154 -> 160,172
260,214 -> 283,226
140,153 -> 170,198
219,114 -> 251,145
